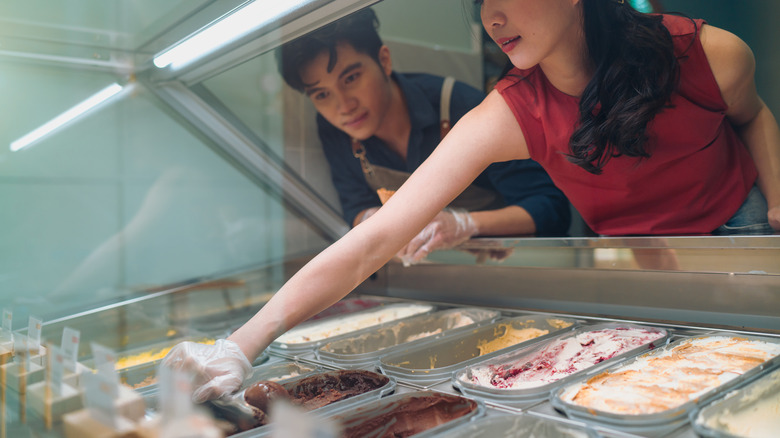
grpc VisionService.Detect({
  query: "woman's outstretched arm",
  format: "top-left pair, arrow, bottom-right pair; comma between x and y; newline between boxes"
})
228,90 -> 528,362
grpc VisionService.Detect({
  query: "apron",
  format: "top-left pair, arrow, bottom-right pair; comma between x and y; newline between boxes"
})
351,77 -> 505,212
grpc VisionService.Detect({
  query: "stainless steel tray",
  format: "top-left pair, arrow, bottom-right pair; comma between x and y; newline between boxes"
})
305,297 -> 386,321
378,314 -> 577,385
551,333 -> 780,435
430,412 -> 596,438
268,303 -> 435,356
118,346 -> 269,392
690,363 -> 780,438
316,307 -> 501,369
208,369 -> 395,436
246,360 -> 319,383
329,390 -> 484,438
453,322 -> 669,407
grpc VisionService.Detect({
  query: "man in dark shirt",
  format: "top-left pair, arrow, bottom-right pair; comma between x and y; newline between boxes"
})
278,8 -> 569,264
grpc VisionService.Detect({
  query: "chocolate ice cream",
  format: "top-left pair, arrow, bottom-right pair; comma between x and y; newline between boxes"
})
339,392 -> 478,438
288,369 -> 389,410
242,370 -> 389,427
244,381 -> 289,413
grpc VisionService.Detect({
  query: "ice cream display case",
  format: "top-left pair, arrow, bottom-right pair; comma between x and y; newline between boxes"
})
2,0 -> 780,437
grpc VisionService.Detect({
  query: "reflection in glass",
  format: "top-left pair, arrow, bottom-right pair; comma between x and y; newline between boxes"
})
2,0 -> 780,325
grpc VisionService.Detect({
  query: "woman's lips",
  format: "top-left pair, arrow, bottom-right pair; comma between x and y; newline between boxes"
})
497,36 -> 521,53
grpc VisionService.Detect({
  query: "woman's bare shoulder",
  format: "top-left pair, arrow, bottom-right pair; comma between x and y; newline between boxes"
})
699,26 -> 755,93
699,24 -> 759,122
453,90 -> 530,161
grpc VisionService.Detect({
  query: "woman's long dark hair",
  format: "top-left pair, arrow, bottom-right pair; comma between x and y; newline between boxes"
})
567,0 -> 680,174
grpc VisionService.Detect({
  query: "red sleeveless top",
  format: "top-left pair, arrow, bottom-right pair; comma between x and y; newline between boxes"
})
495,15 -> 757,235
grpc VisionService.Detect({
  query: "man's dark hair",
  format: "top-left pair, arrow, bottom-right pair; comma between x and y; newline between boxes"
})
277,8 -> 383,92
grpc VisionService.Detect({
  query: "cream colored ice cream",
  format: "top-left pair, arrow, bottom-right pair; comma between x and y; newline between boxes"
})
476,325 -> 549,356
700,367 -> 780,438
560,336 -> 780,415
276,304 -> 432,345
403,315 -> 475,342
708,392 -> 780,437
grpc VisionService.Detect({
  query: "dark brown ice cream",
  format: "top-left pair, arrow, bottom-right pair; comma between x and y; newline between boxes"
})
339,393 -> 477,438
288,369 -> 389,410
243,370 -> 389,426
244,380 -> 289,413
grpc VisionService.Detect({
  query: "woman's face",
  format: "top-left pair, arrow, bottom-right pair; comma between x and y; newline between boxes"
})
479,0 -> 583,70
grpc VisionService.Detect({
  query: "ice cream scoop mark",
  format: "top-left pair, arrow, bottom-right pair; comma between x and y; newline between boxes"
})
373,417 -> 397,437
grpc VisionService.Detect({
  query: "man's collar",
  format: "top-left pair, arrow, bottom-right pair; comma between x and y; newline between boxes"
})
391,72 -> 438,133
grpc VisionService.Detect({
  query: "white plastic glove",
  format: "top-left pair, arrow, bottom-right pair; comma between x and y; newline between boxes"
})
161,339 -> 253,403
398,209 -> 478,266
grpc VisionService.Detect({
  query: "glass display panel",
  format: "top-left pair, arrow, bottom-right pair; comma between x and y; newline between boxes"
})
0,1 -> 331,326
2,0 -> 780,327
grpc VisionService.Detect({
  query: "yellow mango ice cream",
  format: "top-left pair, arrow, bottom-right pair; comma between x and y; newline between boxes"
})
115,338 -> 215,369
477,325 -> 549,356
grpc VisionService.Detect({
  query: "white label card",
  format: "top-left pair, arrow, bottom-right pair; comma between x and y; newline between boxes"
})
27,316 -> 42,351
90,343 -> 116,370
82,369 -> 118,429
49,345 -> 65,397
61,327 -> 80,373
1,309 -> 11,334
90,342 -> 120,387
158,365 -> 193,419
13,334 -> 30,372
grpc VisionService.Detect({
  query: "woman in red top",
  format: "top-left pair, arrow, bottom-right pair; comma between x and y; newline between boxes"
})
164,0 -> 780,401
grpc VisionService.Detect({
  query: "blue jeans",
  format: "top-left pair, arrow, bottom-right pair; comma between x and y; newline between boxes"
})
714,185 -> 774,235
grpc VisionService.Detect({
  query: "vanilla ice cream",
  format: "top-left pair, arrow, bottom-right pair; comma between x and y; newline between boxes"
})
275,304 -> 433,345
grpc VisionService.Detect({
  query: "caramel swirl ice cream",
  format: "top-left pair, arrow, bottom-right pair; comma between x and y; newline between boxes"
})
560,336 -> 780,415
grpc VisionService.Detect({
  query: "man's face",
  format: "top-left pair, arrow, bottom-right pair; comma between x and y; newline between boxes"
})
300,42 -> 393,141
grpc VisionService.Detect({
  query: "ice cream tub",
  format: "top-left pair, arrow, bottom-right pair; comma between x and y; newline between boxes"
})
691,364 -> 780,438
118,347 -> 268,392
245,359 -> 319,384
269,303 -> 435,356
430,413 -> 596,438
551,333 -> 780,435
208,369 -> 395,435
331,390 -> 484,438
306,297 -> 386,321
85,335 -> 222,385
453,323 -> 669,406
379,315 -> 576,385
316,307 -> 501,369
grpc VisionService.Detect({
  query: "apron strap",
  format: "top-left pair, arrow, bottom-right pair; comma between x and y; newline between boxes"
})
351,138 -> 374,177
439,76 -> 456,139
353,76 -> 457,179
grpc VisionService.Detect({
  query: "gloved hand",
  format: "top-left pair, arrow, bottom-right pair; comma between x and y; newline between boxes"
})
161,339 -> 253,403
398,209 -> 478,266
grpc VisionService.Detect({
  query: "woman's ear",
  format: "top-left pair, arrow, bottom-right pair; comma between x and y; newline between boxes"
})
378,45 -> 392,76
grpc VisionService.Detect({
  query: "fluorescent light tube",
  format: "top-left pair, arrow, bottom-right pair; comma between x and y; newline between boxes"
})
154,0 -> 310,70
10,83 -> 126,152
